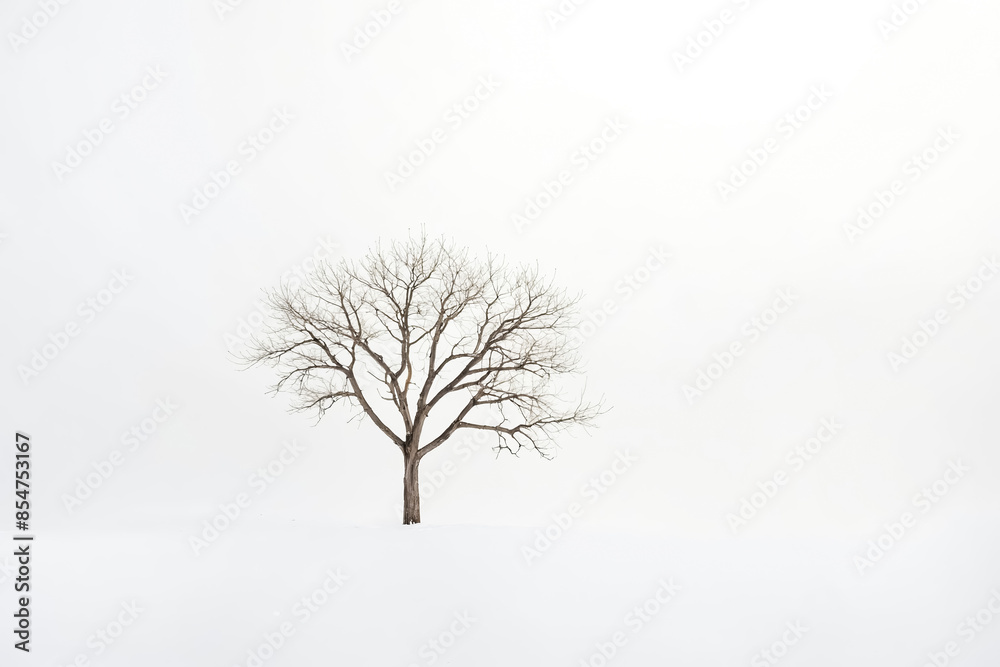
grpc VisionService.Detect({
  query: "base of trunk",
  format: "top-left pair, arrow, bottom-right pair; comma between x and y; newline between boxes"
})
402,455 -> 420,525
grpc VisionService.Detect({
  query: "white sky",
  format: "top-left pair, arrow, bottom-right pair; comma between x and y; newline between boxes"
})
1,0 -> 999,541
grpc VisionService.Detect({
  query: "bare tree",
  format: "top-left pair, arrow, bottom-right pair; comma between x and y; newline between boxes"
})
240,232 -> 603,524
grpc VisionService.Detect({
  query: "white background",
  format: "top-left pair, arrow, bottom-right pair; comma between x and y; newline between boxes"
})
2,0 -> 999,665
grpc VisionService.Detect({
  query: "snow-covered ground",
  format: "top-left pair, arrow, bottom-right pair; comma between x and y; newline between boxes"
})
12,513 -> 1000,667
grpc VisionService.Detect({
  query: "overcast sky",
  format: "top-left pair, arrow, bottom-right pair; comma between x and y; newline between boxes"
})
2,0 -> 999,540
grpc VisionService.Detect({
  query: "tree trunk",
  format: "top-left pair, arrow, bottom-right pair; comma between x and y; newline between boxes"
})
402,452 -> 420,525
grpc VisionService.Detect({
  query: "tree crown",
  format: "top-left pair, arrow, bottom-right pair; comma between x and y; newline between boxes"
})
241,233 -> 602,461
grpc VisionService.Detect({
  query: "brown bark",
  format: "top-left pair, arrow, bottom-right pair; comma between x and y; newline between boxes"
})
402,451 -> 420,525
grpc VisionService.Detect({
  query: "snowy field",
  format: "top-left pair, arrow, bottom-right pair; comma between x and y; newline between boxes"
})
6,516 -> 999,666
